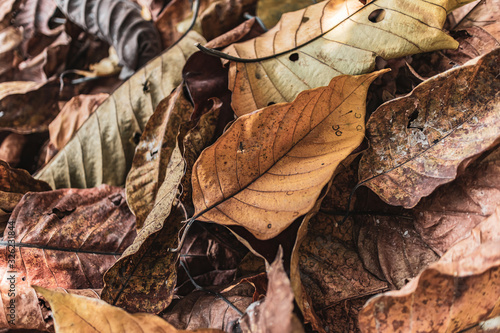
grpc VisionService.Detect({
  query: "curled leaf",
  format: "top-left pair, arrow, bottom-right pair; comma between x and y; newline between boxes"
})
359,48 -> 500,208
192,71 -> 384,240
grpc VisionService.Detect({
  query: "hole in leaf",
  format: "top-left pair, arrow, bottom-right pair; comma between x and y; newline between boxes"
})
267,102 -> 276,106
132,132 -> 141,145
368,9 -> 385,23
289,53 -> 299,62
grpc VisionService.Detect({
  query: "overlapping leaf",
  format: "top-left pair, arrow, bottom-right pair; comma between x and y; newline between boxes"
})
35,31 -> 205,189
0,185 -> 136,330
34,286 -> 225,333
221,0 -> 473,115
359,206 -> 500,332
192,71 -> 383,240
359,48 -> 500,208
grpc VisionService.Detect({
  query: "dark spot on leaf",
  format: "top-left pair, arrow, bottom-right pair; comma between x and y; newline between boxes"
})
289,53 -> 299,62
267,102 -> 276,106
267,224 -> 272,228
407,109 -> 423,130
302,16 -> 309,23
142,80 -> 150,93
21,276 -> 26,281
255,72 -> 261,79
392,320 -> 404,330
132,132 -> 141,145
108,193 -> 123,206
368,9 -> 386,23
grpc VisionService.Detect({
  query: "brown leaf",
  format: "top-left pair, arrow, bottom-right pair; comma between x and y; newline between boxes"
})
0,26 -> 23,78
0,159 -> 51,194
358,48 -> 500,208
102,145 -> 185,313
35,31 -> 205,189
221,0 -> 470,116
161,280 -> 254,331
358,206 -> 500,332
0,81 -> 60,134
0,133 -> 27,167
126,85 -> 193,229
192,71 -> 383,240
204,17 -> 266,50
0,185 -> 136,330
255,0 -> 315,29
55,0 -> 162,71
34,286 -> 225,332
453,0 -> 499,29
48,93 -> 109,151
12,0 -> 63,38
240,247 -> 304,333
413,145 -> 500,255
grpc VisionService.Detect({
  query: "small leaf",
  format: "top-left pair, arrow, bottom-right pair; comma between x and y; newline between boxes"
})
358,206 -> 500,333
35,31 -> 205,189
359,48 -> 500,208
221,0 -> 472,115
192,71 -> 384,240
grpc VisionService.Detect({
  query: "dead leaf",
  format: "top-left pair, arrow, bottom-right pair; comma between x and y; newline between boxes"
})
34,286 -> 225,332
256,0 -> 315,30
48,93 -> 109,151
192,71 -> 383,240
12,0 -> 63,38
35,31 -> 205,189
239,247 -> 304,333
102,145 -> 185,313
161,280 -> 254,331
453,0 -> 499,29
54,0 -> 162,72
413,145 -> 500,255
358,206 -> 500,332
0,185 -> 136,330
126,85 -> 193,229
204,17 -> 266,50
358,48 -> 500,208
0,26 -> 23,78
220,0 -> 473,116
0,81 -> 60,134
0,133 -> 27,166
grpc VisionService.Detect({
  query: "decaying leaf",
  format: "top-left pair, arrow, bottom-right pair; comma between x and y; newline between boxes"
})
0,185 -> 135,330
192,71 -> 383,240
0,133 -> 27,166
453,0 -> 499,29
126,85 -> 193,229
55,0 -> 162,72
48,93 -> 109,151
35,31 -> 205,189
34,286 -> 226,332
413,145 -> 500,255
358,48 -> 500,208
256,0 -> 314,30
102,145 -> 185,313
221,0 -> 473,116
359,206 -> 500,332
239,247 -> 304,333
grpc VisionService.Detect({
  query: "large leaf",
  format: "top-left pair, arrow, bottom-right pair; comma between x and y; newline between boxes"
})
219,0 -> 473,115
35,31 -> 205,189
192,71 -> 383,240
358,206 -> 500,332
0,185 -> 135,330
413,145 -> 500,255
34,286 -> 225,333
358,48 -> 500,208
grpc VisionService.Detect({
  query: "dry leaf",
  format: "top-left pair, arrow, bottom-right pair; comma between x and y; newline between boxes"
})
221,0 -> 473,116
358,48 -> 500,208
34,286 -> 225,332
239,247 -> 304,333
359,206 -> 500,332
192,71 -> 383,240
0,133 -> 27,167
0,26 -> 23,77
54,0 -> 162,71
126,85 -> 193,229
256,0 -> 315,30
48,93 -> 109,151
0,185 -> 135,330
413,145 -> 500,255
35,31 -> 205,189
102,145 -> 184,313
453,0 -> 499,29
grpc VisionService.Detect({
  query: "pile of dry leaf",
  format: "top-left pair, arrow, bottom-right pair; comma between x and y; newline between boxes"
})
0,0 -> 499,332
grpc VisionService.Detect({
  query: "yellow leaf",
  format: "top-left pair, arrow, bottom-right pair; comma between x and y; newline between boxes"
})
33,286 -> 225,333
192,70 -> 386,240
219,0 -> 474,116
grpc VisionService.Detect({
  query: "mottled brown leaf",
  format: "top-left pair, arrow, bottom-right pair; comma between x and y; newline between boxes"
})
359,207 -> 500,333
35,31 -> 204,189
453,0 -> 499,29
0,81 -> 60,134
0,185 -> 135,330
102,145 -> 185,313
0,133 -> 26,167
413,145 -> 500,255
48,93 -> 108,151
359,48 -> 500,208
126,85 -> 193,229
55,0 -> 161,72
